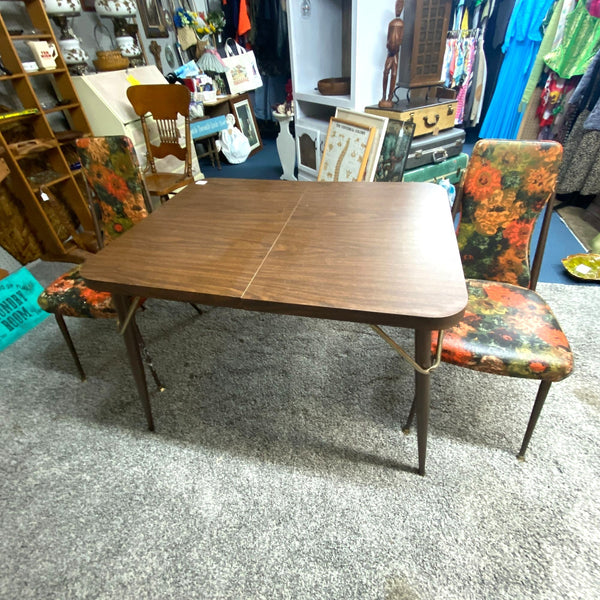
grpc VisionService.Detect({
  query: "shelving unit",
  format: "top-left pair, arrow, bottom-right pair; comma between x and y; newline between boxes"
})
286,0 -> 392,180
0,0 -> 95,265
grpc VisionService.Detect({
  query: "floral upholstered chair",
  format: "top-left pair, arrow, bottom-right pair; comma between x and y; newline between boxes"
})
404,139 -> 574,459
38,136 -> 200,384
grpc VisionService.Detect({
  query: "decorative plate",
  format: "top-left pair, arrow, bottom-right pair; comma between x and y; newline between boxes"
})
561,253 -> 600,282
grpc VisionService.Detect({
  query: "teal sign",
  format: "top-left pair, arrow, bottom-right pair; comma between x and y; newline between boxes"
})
0,268 -> 49,352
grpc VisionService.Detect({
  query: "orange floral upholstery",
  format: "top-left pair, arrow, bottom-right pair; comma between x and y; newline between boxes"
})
38,265 -> 116,319
38,136 -> 150,319
406,139 -> 575,458
433,280 -> 573,381
457,140 -> 563,287
436,140 -> 573,382
76,135 -> 150,244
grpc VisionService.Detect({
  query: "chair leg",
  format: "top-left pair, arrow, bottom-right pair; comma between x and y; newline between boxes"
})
189,303 -> 203,314
403,394 -> 417,434
518,380 -> 552,461
54,313 -> 86,381
132,320 -> 165,392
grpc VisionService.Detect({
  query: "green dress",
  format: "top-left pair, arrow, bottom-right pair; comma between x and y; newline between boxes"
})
544,0 -> 600,78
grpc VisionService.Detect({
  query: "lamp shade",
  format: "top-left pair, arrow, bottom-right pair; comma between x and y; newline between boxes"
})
44,0 -> 81,15
94,0 -> 137,18
197,48 -> 229,74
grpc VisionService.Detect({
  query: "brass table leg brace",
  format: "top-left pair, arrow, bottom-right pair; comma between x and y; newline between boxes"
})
118,296 -> 142,335
369,325 -> 444,374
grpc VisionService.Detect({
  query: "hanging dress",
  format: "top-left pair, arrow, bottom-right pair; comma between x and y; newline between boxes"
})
544,0 -> 600,79
479,0 -> 556,139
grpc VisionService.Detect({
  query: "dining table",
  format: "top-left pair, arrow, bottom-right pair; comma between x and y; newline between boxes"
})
81,178 -> 468,475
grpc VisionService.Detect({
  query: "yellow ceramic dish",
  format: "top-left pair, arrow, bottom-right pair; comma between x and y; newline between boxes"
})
561,253 -> 600,282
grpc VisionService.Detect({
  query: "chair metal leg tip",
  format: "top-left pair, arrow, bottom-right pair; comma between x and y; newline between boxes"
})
159,386 -> 166,392
402,427 -> 411,435
516,454 -> 526,462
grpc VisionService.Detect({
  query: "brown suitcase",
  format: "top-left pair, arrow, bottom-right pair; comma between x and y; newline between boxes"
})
365,99 -> 457,138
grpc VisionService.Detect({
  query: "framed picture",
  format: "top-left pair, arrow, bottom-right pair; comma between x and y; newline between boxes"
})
231,94 -> 263,156
137,0 -> 170,38
374,119 -> 416,182
317,118 -> 376,182
334,108 -> 389,182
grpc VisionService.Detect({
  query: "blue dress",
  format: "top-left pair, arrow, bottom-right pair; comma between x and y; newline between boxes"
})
480,0 -> 556,139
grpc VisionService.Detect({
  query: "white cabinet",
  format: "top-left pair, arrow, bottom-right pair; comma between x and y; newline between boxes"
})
72,66 -> 202,181
287,0 -> 393,180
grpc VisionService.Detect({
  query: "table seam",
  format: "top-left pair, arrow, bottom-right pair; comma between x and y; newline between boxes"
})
241,193 -> 304,298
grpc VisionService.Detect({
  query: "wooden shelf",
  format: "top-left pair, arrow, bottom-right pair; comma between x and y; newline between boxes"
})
9,139 -> 58,159
0,110 -> 40,123
0,0 -> 95,265
44,102 -> 79,114
0,74 -> 24,82
11,33 -> 53,40
27,68 -> 68,77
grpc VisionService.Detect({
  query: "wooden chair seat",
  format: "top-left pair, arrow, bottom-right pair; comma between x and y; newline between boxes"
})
143,171 -> 195,197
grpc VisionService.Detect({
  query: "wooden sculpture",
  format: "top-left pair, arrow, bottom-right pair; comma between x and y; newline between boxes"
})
379,0 -> 404,108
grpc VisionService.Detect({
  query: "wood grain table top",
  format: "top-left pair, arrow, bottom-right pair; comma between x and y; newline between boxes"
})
81,179 -> 468,329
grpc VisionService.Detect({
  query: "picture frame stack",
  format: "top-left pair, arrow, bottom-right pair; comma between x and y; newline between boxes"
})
317,108 -> 415,183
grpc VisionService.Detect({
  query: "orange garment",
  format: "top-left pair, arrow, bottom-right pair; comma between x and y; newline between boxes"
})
238,0 -> 251,36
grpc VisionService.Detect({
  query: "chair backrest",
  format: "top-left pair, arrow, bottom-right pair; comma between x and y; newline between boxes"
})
456,139 -> 563,290
126,84 -> 193,178
76,135 -> 151,247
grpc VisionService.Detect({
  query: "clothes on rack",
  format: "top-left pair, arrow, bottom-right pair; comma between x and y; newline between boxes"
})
544,0 -> 600,79
556,49 -> 600,195
479,0 -> 557,139
442,31 -> 479,124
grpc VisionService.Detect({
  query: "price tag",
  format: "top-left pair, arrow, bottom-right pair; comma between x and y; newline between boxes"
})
575,264 -> 592,275
126,74 -> 141,86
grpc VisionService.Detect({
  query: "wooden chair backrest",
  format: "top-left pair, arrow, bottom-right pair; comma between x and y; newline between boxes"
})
454,139 -> 563,291
126,84 -> 193,177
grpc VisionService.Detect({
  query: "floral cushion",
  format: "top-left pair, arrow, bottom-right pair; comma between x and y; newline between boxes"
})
458,140 -> 563,287
76,135 -> 150,245
434,280 -> 573,381
39,136 -> 149,321
38,265 -> 116,319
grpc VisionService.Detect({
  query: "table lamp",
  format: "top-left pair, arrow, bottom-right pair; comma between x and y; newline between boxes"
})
94,0 -> 142,62
44,0 -> 89,74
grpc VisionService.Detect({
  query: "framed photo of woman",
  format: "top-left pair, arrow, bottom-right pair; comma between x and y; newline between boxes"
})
231,95 -> 263,156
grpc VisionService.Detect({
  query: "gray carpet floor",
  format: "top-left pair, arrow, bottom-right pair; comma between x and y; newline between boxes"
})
1,258 -> 599,600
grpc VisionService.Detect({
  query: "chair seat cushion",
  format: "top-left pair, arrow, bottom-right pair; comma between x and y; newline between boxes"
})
38,265 -> 116,319
435,279 -> 573,381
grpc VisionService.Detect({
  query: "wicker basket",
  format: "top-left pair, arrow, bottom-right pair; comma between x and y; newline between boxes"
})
93,50 -> 129,72
0,181 -> 43,264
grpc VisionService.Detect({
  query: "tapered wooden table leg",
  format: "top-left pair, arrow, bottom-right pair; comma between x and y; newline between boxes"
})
414,329 -> 432,476
113,294 -> 154,431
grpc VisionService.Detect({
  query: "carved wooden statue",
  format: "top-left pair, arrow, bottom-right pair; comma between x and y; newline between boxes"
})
379,0 -> 404,108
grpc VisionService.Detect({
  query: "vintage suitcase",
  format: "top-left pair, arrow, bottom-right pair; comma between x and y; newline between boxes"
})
405,127 -> 465,170
402,152 -> 469,185
365,99 -> 457,138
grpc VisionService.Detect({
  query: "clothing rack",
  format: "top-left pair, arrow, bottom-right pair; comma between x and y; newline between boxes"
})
447,28 -> 481,39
